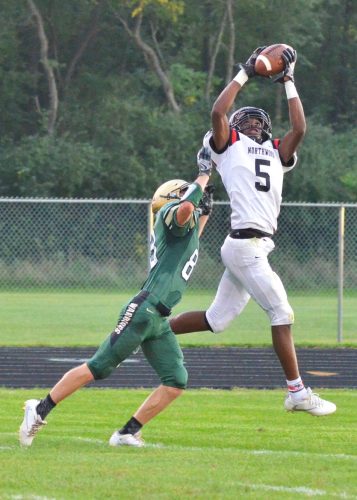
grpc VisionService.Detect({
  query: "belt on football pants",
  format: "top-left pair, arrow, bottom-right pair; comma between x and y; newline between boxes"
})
229,228 -> 273,239
135,290 -> 172,317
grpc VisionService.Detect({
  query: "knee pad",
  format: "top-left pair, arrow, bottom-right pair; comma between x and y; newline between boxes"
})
161,363 -> 188,389
268,302 -> 294,326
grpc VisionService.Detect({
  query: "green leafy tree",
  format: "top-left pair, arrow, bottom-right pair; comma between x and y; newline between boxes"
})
283,122 -> 357,202
0,0 -> 355,200
0,135 -> 107,197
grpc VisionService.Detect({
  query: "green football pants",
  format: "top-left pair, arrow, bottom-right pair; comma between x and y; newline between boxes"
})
87,295 -> 188,389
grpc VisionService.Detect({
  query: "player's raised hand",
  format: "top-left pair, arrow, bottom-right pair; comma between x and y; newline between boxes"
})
238,46 -> 267,78
197,146 -> 212,177
274,48 -> 297,83
198,184 -> 215,216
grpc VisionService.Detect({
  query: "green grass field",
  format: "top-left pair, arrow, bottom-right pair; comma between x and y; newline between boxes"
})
1,289 -> 356,346
2,289 -> 356,498
1,388 -> 356,499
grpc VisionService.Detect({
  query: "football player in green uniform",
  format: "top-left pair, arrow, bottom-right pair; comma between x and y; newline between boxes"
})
19,148 -> 213,448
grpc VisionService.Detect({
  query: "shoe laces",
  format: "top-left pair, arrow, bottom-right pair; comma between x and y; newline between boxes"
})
28,418 -> 47,437
133,431 -> 144,445
308,391 -> 324,408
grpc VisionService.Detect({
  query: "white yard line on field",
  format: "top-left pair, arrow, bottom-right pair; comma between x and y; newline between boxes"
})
66,435 -> 357,462
234,482 -> 357,498
4,430 -> 357,463
150,443 -> 357,462
67,438 -> 357,498
250,449 -> 357,461
4,435 -> 357,499
9,496 -> 56,500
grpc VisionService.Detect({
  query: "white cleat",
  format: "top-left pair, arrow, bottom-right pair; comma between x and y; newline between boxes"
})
19,399 -> 47,446
109,431 -> 144,448
284,387 -> 336,416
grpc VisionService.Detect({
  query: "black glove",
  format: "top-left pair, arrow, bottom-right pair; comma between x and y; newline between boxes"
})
197,146 -> 212,177
198,184 -> 215,216
274,48 -> 297,83
238,46 -> 267,78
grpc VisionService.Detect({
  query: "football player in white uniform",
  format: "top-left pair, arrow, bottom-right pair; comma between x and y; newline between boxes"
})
171,46 -> 336,416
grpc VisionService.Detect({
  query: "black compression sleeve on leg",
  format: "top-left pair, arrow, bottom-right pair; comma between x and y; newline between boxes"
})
36,394 -> 56,419
119,416 -> 143,436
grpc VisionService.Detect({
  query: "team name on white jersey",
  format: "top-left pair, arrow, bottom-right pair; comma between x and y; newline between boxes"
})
247,146 -> 275,158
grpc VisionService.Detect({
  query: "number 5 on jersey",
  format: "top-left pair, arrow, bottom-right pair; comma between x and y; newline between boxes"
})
255,159 -> 270,192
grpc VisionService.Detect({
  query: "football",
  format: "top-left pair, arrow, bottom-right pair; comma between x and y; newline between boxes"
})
255,44 -> 292,77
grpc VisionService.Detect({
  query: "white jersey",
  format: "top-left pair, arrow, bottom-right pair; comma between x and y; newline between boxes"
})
204,129 -> 297,234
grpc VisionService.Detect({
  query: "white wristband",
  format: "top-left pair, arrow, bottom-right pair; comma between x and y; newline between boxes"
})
285,80 -> 298,99
233,69 -> 248,87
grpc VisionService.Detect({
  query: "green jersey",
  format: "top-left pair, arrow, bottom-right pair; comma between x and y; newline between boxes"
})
142,200 -> 200,310
88,185 -> 204,386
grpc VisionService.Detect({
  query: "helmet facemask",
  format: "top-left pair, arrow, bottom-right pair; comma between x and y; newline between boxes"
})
229,106 -> 272,144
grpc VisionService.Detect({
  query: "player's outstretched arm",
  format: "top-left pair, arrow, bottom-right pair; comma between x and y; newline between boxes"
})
176,173 -> 210,226
211,47 -> 265,151
198,184 -> 214,237
275,48 -> 306,163
176,146 -> 212,226
198,214 -> 209,237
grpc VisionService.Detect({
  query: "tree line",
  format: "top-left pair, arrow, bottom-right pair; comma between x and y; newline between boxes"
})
0,0 -> 356,201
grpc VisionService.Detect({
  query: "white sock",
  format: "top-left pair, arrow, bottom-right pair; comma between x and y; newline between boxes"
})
286,376 -> 308,401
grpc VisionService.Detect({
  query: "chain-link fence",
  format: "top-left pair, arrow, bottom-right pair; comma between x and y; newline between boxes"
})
0,199 -> 148,289
1,198 -> 356,342
0,198 -> 356,292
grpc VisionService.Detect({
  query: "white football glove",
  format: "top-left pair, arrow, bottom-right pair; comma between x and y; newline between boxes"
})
197,146 -> 212,176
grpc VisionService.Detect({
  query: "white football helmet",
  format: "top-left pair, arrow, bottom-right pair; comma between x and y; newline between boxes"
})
151,179 -> 189,214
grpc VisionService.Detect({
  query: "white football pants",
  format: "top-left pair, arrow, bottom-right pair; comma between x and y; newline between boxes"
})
206,235 -> 294,332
